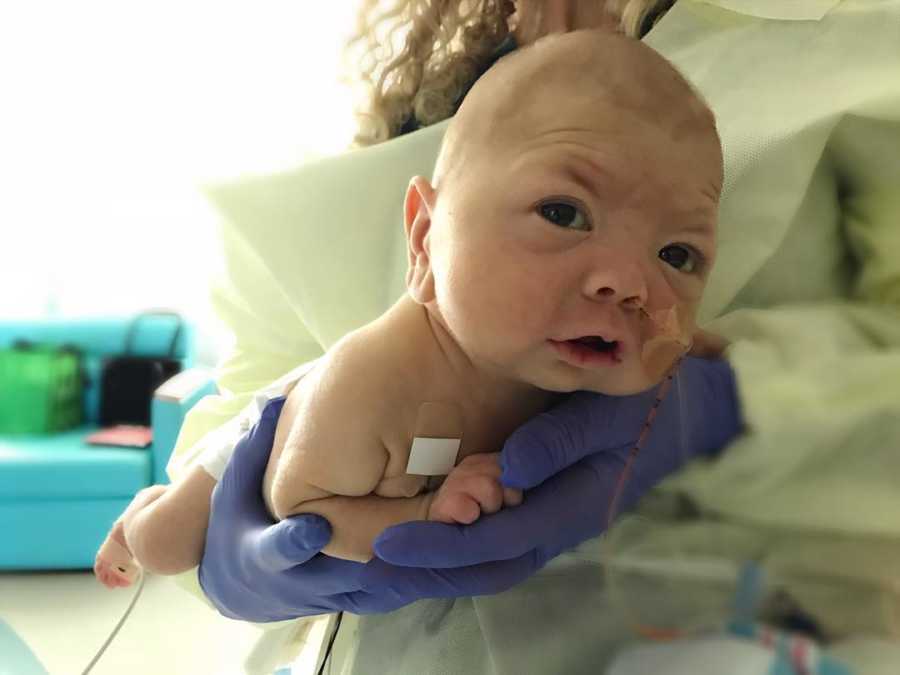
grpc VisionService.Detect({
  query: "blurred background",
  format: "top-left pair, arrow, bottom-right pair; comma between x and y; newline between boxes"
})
0,0 -> 360,366
0,6 -> 364,670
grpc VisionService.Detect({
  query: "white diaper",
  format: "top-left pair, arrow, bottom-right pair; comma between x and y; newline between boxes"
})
196,359 -> 320,481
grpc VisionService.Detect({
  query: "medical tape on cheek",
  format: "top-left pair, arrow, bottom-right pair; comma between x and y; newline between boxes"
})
639,305 -> 693,378
406,402 -> 464,476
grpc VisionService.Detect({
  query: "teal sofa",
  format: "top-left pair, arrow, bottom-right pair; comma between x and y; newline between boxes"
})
0,317 -> 216,570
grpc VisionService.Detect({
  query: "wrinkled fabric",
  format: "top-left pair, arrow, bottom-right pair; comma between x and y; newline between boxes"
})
168,0 -> 900,672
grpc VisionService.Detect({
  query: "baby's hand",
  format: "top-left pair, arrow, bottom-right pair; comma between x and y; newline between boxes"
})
427,452 -> 523,524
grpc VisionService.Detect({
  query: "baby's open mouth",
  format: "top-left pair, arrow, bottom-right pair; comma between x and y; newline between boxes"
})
570,335 -> 619,354
549,335 -> 624,368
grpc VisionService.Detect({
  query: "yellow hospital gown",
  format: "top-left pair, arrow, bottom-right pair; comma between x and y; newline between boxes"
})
169,0 -> 900,672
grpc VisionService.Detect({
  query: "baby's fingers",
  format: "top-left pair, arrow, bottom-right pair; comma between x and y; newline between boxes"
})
503,487 -> 523,507
458,474 -> 506,515
449,454 -> 508,514
431,493 -> 481,524
454,452 -> 502,477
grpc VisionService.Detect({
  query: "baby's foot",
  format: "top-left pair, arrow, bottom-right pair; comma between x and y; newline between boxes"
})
94,521 -> 140,588
428,452 -> 523,524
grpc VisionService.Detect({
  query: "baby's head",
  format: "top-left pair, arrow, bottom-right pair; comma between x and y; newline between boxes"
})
404,30 -> 723,395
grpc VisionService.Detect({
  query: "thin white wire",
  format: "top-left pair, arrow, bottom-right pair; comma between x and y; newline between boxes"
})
80,571 -> 147,675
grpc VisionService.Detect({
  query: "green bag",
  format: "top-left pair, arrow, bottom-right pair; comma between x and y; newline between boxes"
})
0,342 -> 84,434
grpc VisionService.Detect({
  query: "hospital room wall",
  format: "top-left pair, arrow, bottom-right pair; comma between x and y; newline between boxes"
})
0,1 -> 361,366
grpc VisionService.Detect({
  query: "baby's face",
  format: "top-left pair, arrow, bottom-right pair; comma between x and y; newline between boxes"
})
419,92 -> 720,396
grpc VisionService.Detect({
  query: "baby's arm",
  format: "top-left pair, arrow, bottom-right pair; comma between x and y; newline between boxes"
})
265,367 -> 433,562
285,452 -> 525,557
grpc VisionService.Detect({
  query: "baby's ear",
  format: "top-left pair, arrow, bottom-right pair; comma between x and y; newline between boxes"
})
404,176 -> 437,304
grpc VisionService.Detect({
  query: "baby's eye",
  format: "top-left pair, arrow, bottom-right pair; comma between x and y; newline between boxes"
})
537,200 -> 590,231
659,244 -> 702,274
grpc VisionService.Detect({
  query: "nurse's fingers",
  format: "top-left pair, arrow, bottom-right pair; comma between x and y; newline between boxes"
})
250,515 -> 332,572
356,551 -> 544,605
373,515 -> 526,569
272,553 -> 369,597
499,390 -> 640,490
689,329 -> 729,359
375,460 -> 606,568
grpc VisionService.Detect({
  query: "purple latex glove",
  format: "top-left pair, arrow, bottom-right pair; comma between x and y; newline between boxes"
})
199,397 -> 382,620
201,395 -> 558,620
200,396 -> 547,620
362,356 -> 742,597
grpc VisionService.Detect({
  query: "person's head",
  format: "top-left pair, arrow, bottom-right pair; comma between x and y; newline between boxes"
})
349,0 -> 676,145
403,30 -> 722,395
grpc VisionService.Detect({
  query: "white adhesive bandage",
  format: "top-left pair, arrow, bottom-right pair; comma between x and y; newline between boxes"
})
406,436 -> 461,476
406,401 -> 464,476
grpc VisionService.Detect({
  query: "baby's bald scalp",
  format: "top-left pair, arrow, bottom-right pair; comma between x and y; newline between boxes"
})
433,30 -> 717,188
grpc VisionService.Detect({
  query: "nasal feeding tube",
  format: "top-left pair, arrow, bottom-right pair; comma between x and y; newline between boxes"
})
638,305 -> 694,384
605,304 -> 693,527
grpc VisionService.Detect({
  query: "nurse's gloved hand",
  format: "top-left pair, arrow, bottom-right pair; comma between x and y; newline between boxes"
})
199,398 -> 368,621
202,396 -> 517,620
364,356 -> 742,598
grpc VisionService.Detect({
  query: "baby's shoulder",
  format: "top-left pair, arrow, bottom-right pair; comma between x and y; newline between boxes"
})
304,327 -> 422,423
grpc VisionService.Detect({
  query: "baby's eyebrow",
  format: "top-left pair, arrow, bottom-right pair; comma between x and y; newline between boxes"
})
536,151 -> 718,237
562,164 -> 717,238
672,221 -> 716,239
557,156 -> 616,202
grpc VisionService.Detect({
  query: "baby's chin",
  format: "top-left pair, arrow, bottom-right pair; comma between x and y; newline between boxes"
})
531,364 -> 661,397
581,371 -> 662,396
532,348 -> 686,396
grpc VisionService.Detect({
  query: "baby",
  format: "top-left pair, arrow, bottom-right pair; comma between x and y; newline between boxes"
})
95,29 -> 723,584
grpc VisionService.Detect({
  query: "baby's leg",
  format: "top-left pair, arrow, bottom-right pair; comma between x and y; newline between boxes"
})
95,465 -> 217,585
95,485 -> 167,588
428,453 -> 523,524
124,465 -> 217,575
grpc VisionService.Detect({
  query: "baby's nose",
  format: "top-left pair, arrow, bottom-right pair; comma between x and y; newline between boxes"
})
582,256 -> 648,310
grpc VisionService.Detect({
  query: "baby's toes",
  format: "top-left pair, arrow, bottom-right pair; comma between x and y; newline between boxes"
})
114,573 -> 133,588
94,561 -> 119,589
95,531 -> 138,587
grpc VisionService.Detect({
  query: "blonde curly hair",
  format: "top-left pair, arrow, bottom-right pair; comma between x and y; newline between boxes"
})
346,0 -> 676,146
